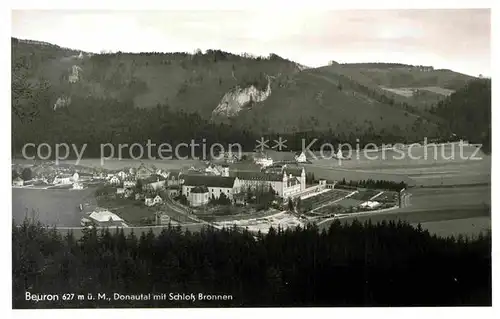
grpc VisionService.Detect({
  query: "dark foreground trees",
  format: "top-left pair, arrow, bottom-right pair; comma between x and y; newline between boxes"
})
12,218 -> 491,308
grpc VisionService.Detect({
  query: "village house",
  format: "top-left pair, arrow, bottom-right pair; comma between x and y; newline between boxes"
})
12,177 -> 24,187
129,167 -> 137,176
156,169 -> 169,179
218,151 -> 240,164
153,195 -> 163,205
295,151 -> 311,163
116,187 -> 125,195
188,186 -> 210,207
53,174 -> 73,185
166,170 -> 183,187
205,164 -> 222,176
182,175 -> 240,200
142,175 -> 166,191
109,175 -> 121,186
124,188 -> 134,198
167,186 -> 181,198
145,197 -> 154,206
135,193 -> 145,201
76,172 -> 94,181
155,211 -> 171,225
266,150 -> 297,163
136,163 -> 154,180
72,182 -> 84,190
123,177 -> 136,189
145,195 -> 163,207
117,171 -> 128,180
253,152 -> 274,167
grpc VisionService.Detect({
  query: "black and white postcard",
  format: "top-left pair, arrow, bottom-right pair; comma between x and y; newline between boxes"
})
7,3 -> 494,315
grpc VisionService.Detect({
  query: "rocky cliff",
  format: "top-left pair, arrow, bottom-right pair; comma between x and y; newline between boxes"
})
212,76 -> 272,117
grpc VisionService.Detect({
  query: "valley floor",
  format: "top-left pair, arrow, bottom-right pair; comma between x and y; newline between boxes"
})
12,143 -> 491,238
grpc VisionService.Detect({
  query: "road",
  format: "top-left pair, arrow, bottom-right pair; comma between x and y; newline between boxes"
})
163,196 -> 222,230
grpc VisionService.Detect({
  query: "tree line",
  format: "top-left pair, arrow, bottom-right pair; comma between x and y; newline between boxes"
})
12,218 -> 491,308
336,178 -> 407,191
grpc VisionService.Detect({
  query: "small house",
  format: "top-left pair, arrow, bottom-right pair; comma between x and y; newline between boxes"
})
12,177 -> 24,187
124,188 -> 134,198
123,178 -> 136,189
153,195 -> 163,205
109,175 -> 121,186
145,198 -> 155,206
135,193 -> 145,201
117,171 -> 128,180
167,186 -> 180,198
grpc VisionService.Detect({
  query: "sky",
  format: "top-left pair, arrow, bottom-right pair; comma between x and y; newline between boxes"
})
11,9 -> 491,77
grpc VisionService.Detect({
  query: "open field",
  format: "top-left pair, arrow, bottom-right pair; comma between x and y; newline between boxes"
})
98,197 -> 157,225
318,184 -> 490,235
404,185 -> 490,211
306,144 -> 490,187
412,217 -> 491,239
380,86 -> 455,97
302,189 -> 352,210
335,198 -> 365,208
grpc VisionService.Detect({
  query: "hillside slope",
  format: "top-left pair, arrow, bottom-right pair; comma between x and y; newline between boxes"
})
12,38 -> 470,138
337,63 -> 474,107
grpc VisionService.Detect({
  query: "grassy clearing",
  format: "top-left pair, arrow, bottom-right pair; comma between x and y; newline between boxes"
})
335,198 -> 364,208
97,197 -> 157,225
350,189 -> 380,201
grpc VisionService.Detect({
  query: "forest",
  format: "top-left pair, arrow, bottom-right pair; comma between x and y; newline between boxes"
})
12,36 -> 491,157
12,93 -> 459,160
12,218 -> 491,308
336,178 -> 407,191
430,78 -> 491,153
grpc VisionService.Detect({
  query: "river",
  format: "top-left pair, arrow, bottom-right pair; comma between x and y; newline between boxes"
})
12,187 -> 97,227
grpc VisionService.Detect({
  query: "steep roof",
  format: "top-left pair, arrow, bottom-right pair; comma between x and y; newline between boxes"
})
136,163 -> 154,173
183,175 -> 236,188
89,210 -> 123,222
233,171 -> 283,182
191,186 -> 209,193
284,167 -> 304,177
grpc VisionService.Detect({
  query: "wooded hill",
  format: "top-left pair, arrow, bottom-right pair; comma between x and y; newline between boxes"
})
12,37 -> 476,136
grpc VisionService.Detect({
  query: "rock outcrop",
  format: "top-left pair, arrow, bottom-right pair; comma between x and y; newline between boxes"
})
53,96 -> 71,110
68,65 -> 82,83
212,75 -> 272,118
